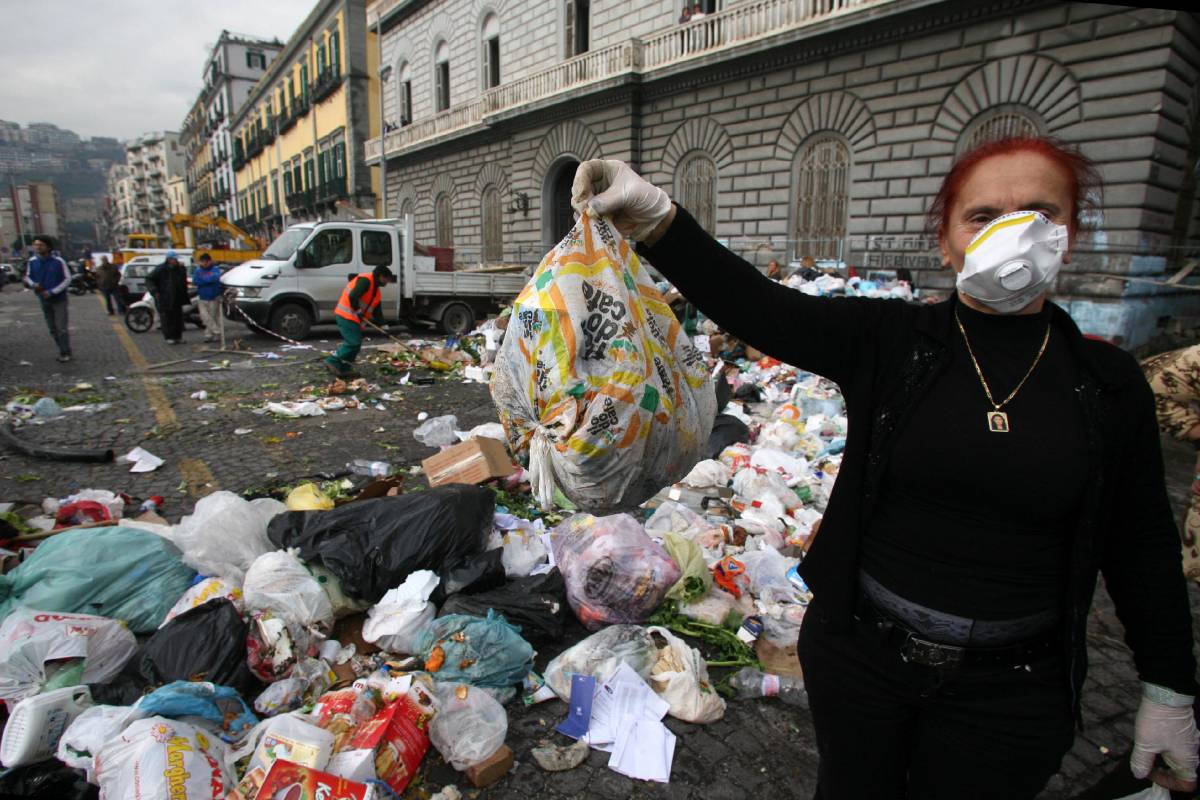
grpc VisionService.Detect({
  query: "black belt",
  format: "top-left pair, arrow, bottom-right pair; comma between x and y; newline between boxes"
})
855,594 -> 1060,670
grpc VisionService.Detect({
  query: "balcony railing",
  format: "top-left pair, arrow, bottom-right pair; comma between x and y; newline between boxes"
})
312,69 -> 342,103
317,176 -> 348,201
286,189 -> 314,211
367,0 -> 885,161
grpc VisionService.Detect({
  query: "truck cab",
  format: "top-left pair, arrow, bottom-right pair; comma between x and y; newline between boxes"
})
221,217 -> 526,340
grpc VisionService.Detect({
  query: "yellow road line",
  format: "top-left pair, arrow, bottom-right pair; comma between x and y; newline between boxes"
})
102,295 -> 219,497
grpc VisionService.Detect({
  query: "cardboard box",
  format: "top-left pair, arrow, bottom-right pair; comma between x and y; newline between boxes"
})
422,437 -> 515,487
249,760 -> 372,800
325,698 -> 431,796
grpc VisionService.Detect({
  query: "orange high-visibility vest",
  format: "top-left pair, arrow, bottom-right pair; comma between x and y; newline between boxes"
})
334,272 -> 380,326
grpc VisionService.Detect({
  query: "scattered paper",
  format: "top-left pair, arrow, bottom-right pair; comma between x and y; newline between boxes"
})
566,662 -> 675,782
191,390 -> 208,400
234,428 -> 253,435
121,446 -> 164,473
555,675 -> 596,739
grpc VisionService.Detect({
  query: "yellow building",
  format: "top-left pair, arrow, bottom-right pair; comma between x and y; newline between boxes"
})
230,0 -> 378,240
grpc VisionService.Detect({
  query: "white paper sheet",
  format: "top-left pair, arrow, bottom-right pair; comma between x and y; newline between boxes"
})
121,446 -> 164,473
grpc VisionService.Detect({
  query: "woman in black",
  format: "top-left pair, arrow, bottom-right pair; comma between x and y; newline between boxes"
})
571,138 -> 1198,798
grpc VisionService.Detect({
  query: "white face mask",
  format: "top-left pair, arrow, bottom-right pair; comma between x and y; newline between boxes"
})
956,210 -> 1068,314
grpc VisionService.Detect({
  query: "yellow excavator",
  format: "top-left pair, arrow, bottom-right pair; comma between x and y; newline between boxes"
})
165,213 -> 262,263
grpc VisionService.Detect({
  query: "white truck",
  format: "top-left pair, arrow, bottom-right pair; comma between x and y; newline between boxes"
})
220,217 -> 526,339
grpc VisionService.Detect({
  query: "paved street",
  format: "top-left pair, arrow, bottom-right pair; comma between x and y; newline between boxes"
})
1,285 -> 1197,798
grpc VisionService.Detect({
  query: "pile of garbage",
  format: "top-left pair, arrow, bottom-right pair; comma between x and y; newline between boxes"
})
781,269 -> 915,301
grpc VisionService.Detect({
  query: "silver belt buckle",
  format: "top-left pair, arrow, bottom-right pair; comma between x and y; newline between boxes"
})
900,635 -> 965,668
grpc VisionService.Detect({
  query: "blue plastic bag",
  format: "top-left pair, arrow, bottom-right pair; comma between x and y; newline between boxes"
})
0,526 -> 196,633
137,680 -> 258,740
416,610 -> 535,688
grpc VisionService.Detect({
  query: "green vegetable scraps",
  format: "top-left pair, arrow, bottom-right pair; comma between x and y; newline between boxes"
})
648,599 -> 761,697
14,473 -> 41,483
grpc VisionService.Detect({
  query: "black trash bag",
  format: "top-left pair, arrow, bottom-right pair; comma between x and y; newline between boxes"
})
707,413 -> 751,459
267,484 -> 495,602
0,760 -> 97,799
431,547 -> 506,606
714,374 -> 732,410
438,568 -> 568,643
732,382 -> 762,402
89,598 -> 260,705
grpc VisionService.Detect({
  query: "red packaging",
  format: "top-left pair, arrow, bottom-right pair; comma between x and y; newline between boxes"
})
251,760 -> 371,800
336,698 -> 431,795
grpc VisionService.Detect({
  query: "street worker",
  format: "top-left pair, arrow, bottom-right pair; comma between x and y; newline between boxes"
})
573,137 -> 1199,798
146,250 -> 188,344
1143,343 -> 1200,583
191,253 -> 224,344
325,264 -> 395,378
95,255 -> 124,315
23,234 -> 73,362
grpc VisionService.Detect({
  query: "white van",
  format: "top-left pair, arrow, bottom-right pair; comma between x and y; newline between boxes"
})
221,217 -> 526,339
119,252 -> 194,296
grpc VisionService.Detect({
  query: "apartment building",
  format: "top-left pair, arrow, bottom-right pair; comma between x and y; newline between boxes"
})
229,0 -> 379,238
124,132 -> 186,237
367,0 -> 1200,348
181,31 -> 285,222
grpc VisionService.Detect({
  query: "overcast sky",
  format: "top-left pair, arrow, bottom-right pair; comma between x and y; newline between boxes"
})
1,0 -> 313,141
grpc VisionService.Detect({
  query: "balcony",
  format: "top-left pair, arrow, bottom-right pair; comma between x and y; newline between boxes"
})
286,189 -> 314,211
312,69 -> 342,103
367,0 -> 887,161
278,106 -> 299,133
259,203 -> 276,220
317,176 -> 348,201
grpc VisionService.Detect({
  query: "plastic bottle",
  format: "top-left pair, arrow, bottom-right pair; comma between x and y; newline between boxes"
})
729,667 -> 807,707
348,459 -> 393,477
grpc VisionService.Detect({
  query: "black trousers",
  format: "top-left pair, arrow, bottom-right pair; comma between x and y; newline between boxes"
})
102,287 -> 126,314
160,305 -> 184,341
799,600 -> 1075,799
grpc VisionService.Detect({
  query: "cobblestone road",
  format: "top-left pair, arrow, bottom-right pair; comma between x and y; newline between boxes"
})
1,287 -> 1197,798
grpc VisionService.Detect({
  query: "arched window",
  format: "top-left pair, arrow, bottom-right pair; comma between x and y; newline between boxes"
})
397,61 -> 412,126
481,13 -> 500,90
958,106 -> 1043,154
675,152 -> 717,234
481,184 -> 503,262
435,192 -> 453,247
399,198 -> 415,222
434,40 -> 451,112
793,133 -> 850,260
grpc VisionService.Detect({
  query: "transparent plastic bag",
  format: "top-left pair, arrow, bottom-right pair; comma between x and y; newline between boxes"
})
429,682 -> 508,770
136,680 -> 258,742
414,414 -> 460,448
170,491 -> 286,583
543,624 -> 658,700
738,545 -> 800,605
243,549 -> 333,629
551,513 -> 681,630
490,212 -> 716,514
662,532 -> 711,603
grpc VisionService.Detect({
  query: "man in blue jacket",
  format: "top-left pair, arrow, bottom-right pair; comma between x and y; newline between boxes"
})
191,253 -> 224,343
23,235 -> 72,362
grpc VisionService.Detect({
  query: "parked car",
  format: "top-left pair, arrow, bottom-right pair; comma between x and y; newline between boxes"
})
0,264 -> 18,285
119,253 -> 194,296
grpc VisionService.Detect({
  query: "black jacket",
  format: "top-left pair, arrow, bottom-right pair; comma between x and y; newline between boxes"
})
147,261 -> 188,310
640,205 -> 1197,710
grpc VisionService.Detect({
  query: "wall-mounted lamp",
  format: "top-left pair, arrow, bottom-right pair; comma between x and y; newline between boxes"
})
509,191 -> 529,217
379,65 -> 393,81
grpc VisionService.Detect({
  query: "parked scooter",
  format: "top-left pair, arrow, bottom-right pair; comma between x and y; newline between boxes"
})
124,292 -> 204,333
68,269 -> 98,295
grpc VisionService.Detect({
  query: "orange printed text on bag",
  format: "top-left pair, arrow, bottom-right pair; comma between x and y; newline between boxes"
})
334,273 -> 381,325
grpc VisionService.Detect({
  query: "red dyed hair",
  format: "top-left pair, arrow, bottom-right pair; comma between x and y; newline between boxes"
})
927,136 -> 1102,238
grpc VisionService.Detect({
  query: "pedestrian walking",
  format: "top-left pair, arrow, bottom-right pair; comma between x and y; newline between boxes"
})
95,255 -> 125,315
146,250 -> 188,344
1143,343 -> 1200,583
325,264 -> 394,378
23,235 -> 72,362
191,253 -> 224,344
572,136 -> 1199,797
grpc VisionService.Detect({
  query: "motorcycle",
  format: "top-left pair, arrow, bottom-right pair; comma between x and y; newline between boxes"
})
124,292 -> 205,334
68,269 -> 98,295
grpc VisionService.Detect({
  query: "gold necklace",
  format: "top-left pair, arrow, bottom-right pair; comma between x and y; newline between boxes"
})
954,308 -> 1051,433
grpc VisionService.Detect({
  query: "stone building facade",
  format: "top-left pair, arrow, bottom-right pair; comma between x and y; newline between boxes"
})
368,0 -> 1200,348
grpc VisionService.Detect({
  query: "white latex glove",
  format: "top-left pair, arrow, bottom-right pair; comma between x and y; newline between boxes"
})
1131,682 -> 1199,791
571,159 -> 672,241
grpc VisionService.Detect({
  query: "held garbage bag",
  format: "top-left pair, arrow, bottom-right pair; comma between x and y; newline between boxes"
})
490,212 -> 717,514
94,716 -> 235,800
551,513 -> 682,630
0,760 -> 98,800
544,624 -> 658,701
169,491 -> 286,584
0,609 -> 137,708
415,610 -> 535,688
89,598 -> 260,706
437,568 -> 568,643
268,484 -> 495,602
429,683 -> 507,771
242,549 -> 334,630
0,526 -> 195,634
136,680 -> 258,742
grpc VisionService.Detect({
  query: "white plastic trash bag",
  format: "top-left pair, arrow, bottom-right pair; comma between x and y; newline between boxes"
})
414,414 -> 459,448
243,549 -> 334,630
544,624 -> 658,701
681,459 -> 731,489
95,716 -> 235,799
429,683 -> 507,770
490,211 -> 716,514
647,626 -> 726,724
362,570 -> 439,655
171,491 -> 286,583
56,703 -> 137,782
0,609 -> 137,708
159,577 -> 244,628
